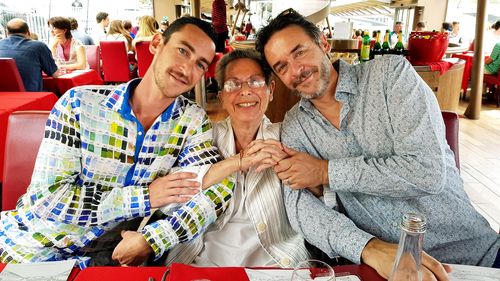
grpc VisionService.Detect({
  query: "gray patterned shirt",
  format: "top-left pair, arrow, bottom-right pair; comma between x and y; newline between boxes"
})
282,55 -> 500,266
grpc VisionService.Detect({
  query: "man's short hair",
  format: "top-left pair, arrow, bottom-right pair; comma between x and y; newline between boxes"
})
452,21 -> 460,25
123,20 -> 132,30
255,8 -> 321,60
161,16 -> 216,47
395,21 -> 402,25
96,12 -> 109,23
48,17 -> 72,39
215,49 -> 272,91
416,22 -> 425,28
6,20 -> 29,34
68,17 -> 78,30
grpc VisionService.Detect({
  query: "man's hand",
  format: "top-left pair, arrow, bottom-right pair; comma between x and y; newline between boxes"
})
274,146 -> 329,188
112,231 -> 153,266
361,238 -> 452,281
148,172 -> 200,208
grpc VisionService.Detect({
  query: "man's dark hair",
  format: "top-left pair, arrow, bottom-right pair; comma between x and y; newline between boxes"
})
442,22 -> 452,32
395,21 -> 402,25
161,16 -> 216,46
452,21 -> 460,26
96,12 -> 109,24
492,20 -> 500,31
416,21 -> 425,28
215,49 -> 272,90
123,20 -> 132,30
7,21 -> 29,34
68,17 -> 78,30
48,17 -> 72,39
255,8 -> 321,60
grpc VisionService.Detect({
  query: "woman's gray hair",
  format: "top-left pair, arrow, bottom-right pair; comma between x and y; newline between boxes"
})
215,49 -> 273,91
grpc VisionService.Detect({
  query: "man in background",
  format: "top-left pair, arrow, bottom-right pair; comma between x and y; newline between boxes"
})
68,17 -> 94,45
91,11 -> 109,44
0,18 -> 59,91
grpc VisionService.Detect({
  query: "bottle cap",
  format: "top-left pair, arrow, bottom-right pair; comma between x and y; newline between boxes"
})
401,213 -> 426,233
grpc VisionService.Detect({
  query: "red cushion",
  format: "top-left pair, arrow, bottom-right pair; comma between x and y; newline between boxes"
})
0,58 -> 26,91
135,41 -> 154,78
441,111 -> 460,170
100,41 -> 131,83
2,111 -> 49,210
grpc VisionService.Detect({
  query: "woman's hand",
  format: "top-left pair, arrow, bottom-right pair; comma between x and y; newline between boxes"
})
242,139 -> 287,172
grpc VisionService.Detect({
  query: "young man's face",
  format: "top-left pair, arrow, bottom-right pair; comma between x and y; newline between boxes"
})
395,23 -> 402,32
151,24 -> 215,98
103,17 -> 110,27
263,25 -> 331,100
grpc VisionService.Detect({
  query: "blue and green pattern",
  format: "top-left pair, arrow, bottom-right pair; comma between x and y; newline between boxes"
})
0,80 -> 235,268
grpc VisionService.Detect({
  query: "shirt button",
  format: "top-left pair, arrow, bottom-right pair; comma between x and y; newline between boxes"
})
138,131 -> 143,136
256,222 -> 267,233
281,257 -> 291,267
393,222 -> 399,227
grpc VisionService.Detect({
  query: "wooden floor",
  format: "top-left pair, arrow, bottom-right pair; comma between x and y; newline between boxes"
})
206,97 -> 500,232
458,100 -> 500,232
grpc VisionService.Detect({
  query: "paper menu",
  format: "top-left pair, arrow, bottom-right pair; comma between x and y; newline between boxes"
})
0,260 -> 76,281
448,264 -> 500,281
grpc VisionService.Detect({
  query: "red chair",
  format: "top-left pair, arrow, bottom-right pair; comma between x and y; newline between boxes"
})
85,45 -> 101,78
100,41 -> 133,83
135,41 -> 154,78
484,70 -> 500,107
2,111 -> 49,211
0,58 -> 26,91
441,111 -> 460,170
205,52 -> 223,81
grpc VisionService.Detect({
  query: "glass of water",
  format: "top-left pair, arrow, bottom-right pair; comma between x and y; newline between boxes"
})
291,259 -> 335,281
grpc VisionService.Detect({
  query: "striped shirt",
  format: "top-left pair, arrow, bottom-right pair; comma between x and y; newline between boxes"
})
0,79 -> 235,267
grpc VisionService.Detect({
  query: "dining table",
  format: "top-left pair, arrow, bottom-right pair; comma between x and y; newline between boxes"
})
43,69 -> 104,97
0,91 -> 58,180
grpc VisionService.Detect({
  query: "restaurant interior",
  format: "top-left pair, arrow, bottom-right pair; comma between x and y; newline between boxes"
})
0,0 -> 499,280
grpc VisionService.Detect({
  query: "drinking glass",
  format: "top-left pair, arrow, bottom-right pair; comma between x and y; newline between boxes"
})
291,259 -> 335,281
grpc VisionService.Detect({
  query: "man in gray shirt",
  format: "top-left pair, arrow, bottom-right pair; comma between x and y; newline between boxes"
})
255,8 -> 500,280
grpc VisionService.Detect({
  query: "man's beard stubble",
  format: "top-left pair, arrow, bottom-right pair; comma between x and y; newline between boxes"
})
291,56 -> 331,100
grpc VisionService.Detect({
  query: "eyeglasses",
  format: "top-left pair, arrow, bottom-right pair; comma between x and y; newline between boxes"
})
277,8 -> 298,18
222,77 -> 266,93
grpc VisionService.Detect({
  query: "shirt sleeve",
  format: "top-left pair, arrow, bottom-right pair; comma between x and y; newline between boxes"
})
39,43 -> 58,76
141,113 -> 236,260
281,114 -> 373,264
24,91 -> 151,227
329,56 -> 450,198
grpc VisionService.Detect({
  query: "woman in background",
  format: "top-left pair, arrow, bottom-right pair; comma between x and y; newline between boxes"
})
48,16 -> 87,70
102,20 -> 134,52
132,15 -> 159,48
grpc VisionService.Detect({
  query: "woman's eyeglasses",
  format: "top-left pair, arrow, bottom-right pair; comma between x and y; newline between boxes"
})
222,77 -> 266,93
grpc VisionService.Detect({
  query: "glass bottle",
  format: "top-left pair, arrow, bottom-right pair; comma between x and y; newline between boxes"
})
394,31 -> 405,56
360,31 -> 371,62
371,30 -> 382,59
382,29 -> 391,55
388,213 -> 426,281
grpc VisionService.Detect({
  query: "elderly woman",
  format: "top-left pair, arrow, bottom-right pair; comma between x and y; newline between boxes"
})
48,16 -> 87,70
112,49 -> 309,267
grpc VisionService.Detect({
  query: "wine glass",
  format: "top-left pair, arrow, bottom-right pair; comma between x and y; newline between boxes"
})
291,259 -> 335,281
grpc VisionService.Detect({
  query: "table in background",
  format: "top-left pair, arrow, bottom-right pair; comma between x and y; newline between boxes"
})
43,69 -> 104,97
451,52 -> 474,95
0,92 -> 58,180
73,264 -> 384,281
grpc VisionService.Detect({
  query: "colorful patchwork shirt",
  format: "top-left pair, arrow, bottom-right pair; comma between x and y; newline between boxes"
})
0,79 -> 235,267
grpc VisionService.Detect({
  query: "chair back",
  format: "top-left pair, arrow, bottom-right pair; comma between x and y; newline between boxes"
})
441,111 -> 460,170
100,41 -> 131,83
135,41 -> 154,78
2,111 -> 49,211
0,58 -> 26,91
85,45 -> 101,77
205,53 -> 223,80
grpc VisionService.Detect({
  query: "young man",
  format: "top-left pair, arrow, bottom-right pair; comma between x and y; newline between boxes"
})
91,11 -> 109,44
0,17 -> 235,268
256,8 -> 500,279
0,18 -> 59,91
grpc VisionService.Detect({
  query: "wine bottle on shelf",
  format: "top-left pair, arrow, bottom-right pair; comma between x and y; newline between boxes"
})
382,29 -> 391,55
393,31 -> 404,56
388,213 -> 426,281
360,31 -> 371,62
371,30 -> 382,59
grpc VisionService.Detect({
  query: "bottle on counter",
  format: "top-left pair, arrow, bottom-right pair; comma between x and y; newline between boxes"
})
360,30 -> 371,62
388,213 -> 426,281
371,30 -> 382,59
382,29 -> 391,55
393,31 -> 405,56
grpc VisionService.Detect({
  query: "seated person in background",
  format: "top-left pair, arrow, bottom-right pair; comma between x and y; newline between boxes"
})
102,20 -> 134,52
441,22 -> 452,33
132,15 -> 159,48
485,42 -> 500,75
48,16 -> 88,70
0,18 -> 59,91
123,20 -> 136,39
69,17 -> 94,45
0,17 -> 235,269
256,8 -> 500,279
160,16 -> 170,33
415,21 -> 425,32
113,49 -> 310,267
448,21 -> 462,45
390,21 -> 406,48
